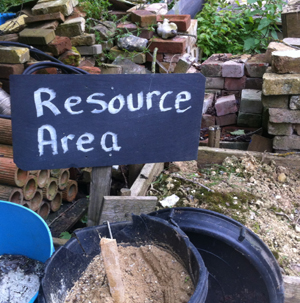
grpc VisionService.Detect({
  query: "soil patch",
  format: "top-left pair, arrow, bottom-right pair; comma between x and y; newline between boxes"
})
64,244 -> 194,303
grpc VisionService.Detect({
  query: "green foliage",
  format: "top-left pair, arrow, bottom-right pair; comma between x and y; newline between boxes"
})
78,0 -> 111,21
196,0 -> 284,59
0,0 -> 27,12
59,231 -> 72,239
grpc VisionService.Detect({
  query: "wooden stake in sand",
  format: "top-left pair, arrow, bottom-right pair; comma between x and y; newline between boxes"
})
100,238 -> 125,303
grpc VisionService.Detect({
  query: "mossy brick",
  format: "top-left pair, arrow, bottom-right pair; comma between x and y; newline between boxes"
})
200,54 -> 231,77
32,0 -> 74,16
71,33 -> 95,46
201,114 -> 216,128
55,17 -> 85,37
245,53 -> 269,78
237,112 -> 262,128
263,73 -> 300,95
58,48 -> 81,66
216,113 -> 237,126
0,47 -> 30,64
131,10 -> 156,28
273,135 -> 300,150
0,64 -> 24,79
272,50 -> 300,74
269,108 -> 300,123
240,89 -> 262,114
261,95 -> 289,109
100,64 -> 122,74
224,76 -> 246,91
245,77 -> 263,90
205,77 -> 224,89
25,12 -> 65,24
75,45 -> 102,55
268,122 -> 293,135
156,14 -> 191,32
109,46 -> 145,64
222,60 -> 244,78
215,94 -> 238,116
148,37 -> 186,54
19,28 -> 55,45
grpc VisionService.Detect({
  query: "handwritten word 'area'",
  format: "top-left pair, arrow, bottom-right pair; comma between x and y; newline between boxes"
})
34,88 -> 192,118
38,124 -> 121,156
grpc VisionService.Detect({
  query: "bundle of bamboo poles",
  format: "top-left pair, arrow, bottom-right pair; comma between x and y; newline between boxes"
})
0,118 -> 79,220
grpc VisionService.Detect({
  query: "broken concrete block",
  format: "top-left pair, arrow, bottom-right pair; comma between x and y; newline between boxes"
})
55,17 -> 85,37
109,46 -> 146,64
0,47 -> 30,64
25,12 -> 65,24
200,54 -> 231,77
245,53 -> 269,78
76,45 -> 102,55
263,73 -> 300,95
261,94 -> 289,109
224,76 -> 246,90
131,10 -> 157,28
272,50 -> 300,74
91,21 -> 116,41
19,28 -> 55,45
268,122 -> 293,135
240,89 -> 262,114
100,63 -> 122,74
215,94 -> 238,116
205,77 -> 224,89
0,64 -> 24,79
237,112 -> 262,128
148,37 -> 187,54
222,60 -> 244,78
273,135 -> 300,150
269,108 -> 300,123
32,0 -> 74,16
112,56 -> 146,74
117,35 -> 148,52
247,134 -> 273,152
71,33 -> 95,46
174,53 -> 195,73
265,42 -> 295,64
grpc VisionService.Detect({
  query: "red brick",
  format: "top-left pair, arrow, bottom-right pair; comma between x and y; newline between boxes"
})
146,52 -> 163,62
79,66 -> 101,74
201,114 -> 216,128
0,64 -> 24,79
148,37 -> 186,54
216,113 -> 237,126
41,36 -> 72,56
224,76 -> 246,90
200,54 -> 231,77
156,14 -> 191,32
131,10 -> 157,28
25,12 -> 65,24
215,94 -> 238,116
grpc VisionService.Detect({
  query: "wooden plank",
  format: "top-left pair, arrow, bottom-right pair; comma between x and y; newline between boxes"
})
130,162 -> 164,196
197,146 -> 300,173
88,166 -> 112,227
283,275 -> 300,303
100,196 -> 157,224
49,198 -> 88,238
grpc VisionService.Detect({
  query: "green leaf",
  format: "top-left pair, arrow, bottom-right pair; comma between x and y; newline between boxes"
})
271,30 -> 278,40
244,37 -> 255,51
230,130 -> 245,135
247,0 -> 258,4
60,231 -> 72,239
257,18 -> 272,30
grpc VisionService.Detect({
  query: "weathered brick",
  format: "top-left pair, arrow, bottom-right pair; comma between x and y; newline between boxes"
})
244,53 -> 269,78
200,54 -> 231,77
245,77 -> 263,90
55,17 -> 85,37
240,89 -> 262,114
0,47 -> 30,64
216,113 -> 237,126
100,63 -> 122,74
19,28 -> 56,45
109,46 -> 146,64
222,60 -> 244,78
224,76 -> 246,91
202,93 -> 214,114
290,95 -> 300,110
205,77 -> 224,89
25,12 -> 65,24
269,108 -> 300,123
76,45 -> 102,55
263,73 -> 300,95
71,33 -> 95,46
283,37 -> 300,47
79,57 -> 95,68
0,34 -> 19,42
79,66 -> 101,74
131,10 -> 156,28
215,94 -> 238,116
265,42 -> 295,64
146,52 -> 163,62
272,50 -> 300,74
174,53 -> 195,73
116,22 -> 154,40
221,90 -> 241,99
156,14 -> 191,32
91,22 -> 116,41
268,122 -> 293,135
0,15 -> 26,35
261,95 -> 289,109
32,0 -> 74,16
28,20 -> 60,30
148,37 -> 186,54
237,112 -> 262,128
273,135 -> 300,150
201,114 -> 216,128
0,64 -> 24,79
159,62 -> 177,73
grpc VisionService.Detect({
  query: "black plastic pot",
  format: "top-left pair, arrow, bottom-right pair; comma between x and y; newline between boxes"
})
40,214 -> 209,303
149,208 -> 284,303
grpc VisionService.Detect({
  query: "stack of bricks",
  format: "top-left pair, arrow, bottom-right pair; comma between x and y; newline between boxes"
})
200,52 -> 269,129
262,39 -> 300,152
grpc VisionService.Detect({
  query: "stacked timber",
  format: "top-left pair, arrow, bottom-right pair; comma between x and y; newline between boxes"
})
0,118 -> 78,219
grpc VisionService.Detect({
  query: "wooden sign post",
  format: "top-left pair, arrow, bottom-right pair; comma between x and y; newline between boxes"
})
10,73 -> 206,225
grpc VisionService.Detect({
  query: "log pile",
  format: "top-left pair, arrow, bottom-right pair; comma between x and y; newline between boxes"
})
0,118 -> 78,220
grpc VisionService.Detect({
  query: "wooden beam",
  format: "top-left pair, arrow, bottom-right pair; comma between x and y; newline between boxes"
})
88,166 -> 112,227
100,196 -> 157,225
283,275 -> 300,303
130,162 -> 164,196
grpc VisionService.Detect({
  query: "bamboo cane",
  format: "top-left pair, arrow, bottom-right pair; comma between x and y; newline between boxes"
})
58,169 -> 70,190
42,178 -> 58,201
37,201 -> 50,219
50,169 -> 61,178
0,184 -> 23,204
50,191 -> 62,212
62,180 -> 78,202
21,201 -> 30,209
0,157 -> 29,187
23,175 -> 37,200
0,144 -> 13,158
0,118 -> 12,145
26,189 -> 43,211
30,169 -> 50,188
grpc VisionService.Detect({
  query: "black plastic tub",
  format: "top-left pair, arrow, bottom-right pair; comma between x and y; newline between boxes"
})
149,208 -> 284,303
40,214 -> 209,303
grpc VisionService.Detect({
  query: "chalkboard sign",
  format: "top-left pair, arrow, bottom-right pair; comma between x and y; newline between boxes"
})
10,73 -> 205,170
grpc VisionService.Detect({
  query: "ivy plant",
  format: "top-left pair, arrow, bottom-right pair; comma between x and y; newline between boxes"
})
196,0 -> 285,59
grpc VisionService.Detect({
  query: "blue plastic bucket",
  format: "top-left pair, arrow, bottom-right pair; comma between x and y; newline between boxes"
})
0,13 -> 16,25
0,200 -> 54,303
